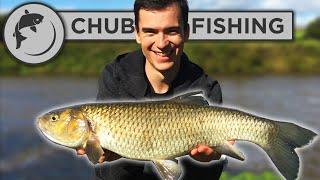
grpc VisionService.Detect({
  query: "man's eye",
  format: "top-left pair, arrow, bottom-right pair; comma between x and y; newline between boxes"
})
169,31 -> 178,35
144,30 -> 155,34
144,32 -> 155,37
167,29 -> 180,35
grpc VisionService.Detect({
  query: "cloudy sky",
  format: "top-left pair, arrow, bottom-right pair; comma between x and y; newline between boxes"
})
1,0 -> 319,26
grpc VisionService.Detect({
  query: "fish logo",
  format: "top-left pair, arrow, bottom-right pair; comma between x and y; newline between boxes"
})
13,9 -> 44,49
3,3 -> 65,64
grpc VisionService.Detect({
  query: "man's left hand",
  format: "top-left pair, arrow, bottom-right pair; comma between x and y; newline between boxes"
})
190,140 -> 235,162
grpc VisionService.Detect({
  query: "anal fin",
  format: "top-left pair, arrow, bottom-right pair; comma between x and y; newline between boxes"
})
215,141 -> 245,161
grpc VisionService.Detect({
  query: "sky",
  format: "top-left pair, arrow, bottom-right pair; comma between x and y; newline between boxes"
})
1,0 -> 319,27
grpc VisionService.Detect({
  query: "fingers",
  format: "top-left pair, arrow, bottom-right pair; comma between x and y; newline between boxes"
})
190,141 -> 237,162
191,145 -> 214,156
190,148 -> 198,156
190,145 -> 213,155
76,148 -> 85,155
190,145 -> 220,162
98,155 -> 106,163
197,145 -> 214,155
228,140 -> 235,145
76,148 -> 110,164
191,151 -> 220,162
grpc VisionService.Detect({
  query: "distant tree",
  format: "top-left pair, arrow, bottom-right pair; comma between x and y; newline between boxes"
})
0,15 -> 5,42
304,17 -> 320,40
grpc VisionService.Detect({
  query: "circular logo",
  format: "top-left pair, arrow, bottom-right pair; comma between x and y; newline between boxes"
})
3,3 -> 64,64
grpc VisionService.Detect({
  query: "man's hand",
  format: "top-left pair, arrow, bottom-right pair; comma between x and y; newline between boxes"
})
189,140 -> 235,162
76,148 -> 121,163
76,148 -> 86,155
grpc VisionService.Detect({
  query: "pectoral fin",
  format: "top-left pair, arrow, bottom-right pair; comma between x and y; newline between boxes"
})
152,159 -> 181,180
30,26 -> 36,32
215,141 -> 245,161
84,136 -> 104,164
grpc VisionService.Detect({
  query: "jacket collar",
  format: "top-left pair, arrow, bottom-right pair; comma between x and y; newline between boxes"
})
116,49 -> 148,98
116,49 -> 200,98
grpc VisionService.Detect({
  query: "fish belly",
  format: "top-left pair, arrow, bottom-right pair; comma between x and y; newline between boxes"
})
83,103 -> 277,160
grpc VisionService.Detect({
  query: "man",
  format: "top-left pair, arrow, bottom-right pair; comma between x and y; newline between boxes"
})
78,0 -> 234,179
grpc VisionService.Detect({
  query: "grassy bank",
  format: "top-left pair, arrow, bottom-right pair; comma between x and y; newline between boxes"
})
1,37 -> 320,76
220,171 -> 281,180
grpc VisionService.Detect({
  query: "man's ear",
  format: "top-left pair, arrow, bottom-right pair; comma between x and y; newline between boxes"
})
183,23 -> 190,42
134,27 -> 141,44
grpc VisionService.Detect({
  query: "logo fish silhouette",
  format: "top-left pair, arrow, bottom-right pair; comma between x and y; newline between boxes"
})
13,10 -> 44,49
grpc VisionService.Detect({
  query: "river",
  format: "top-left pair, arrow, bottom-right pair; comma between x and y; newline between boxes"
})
0,76 -> 319,180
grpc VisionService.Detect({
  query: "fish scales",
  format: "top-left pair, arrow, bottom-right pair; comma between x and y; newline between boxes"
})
80,102 -> 277,160
37,92 -> 317,180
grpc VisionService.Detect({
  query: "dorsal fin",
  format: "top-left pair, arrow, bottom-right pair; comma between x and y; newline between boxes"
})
170,91 -> 209,106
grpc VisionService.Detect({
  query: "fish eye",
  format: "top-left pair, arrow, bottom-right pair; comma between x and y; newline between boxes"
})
50,114 -> 59,121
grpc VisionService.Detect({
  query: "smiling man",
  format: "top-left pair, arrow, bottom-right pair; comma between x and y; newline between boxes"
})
135,1 -> 187,95
93,0 -> 229,179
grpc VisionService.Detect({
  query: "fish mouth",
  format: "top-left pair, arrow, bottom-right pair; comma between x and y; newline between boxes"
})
36,120 -> 60,145
36,119 -> 49,138
36,118 -> 43,130
36,117 -> 49,136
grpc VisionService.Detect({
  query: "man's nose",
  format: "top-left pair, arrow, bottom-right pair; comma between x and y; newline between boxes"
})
156,33 -> 170,49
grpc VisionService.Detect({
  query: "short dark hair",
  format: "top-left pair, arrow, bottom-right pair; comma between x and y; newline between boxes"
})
134,0 -> 189,31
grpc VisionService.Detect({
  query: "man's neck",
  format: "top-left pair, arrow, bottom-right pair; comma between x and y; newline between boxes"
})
145,60 -> 180,94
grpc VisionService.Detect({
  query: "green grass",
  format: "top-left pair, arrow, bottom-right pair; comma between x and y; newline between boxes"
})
1,30 -> 320,76
295,28 -> 305,40
220,171 -> 282,180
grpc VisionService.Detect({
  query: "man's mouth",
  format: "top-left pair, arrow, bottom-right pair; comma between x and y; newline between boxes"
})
153,50 -> 173,57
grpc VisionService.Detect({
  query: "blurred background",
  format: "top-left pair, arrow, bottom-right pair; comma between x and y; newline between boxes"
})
1,0 -> 319,180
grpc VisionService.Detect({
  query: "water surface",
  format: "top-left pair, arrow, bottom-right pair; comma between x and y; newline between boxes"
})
1,76 -> 319,180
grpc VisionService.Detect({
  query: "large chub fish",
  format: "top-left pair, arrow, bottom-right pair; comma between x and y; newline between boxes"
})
37,92 -> 317,180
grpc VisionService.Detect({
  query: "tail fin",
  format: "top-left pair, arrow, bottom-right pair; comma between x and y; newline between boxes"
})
265,122 -> 317,180
15,33 -> 27,49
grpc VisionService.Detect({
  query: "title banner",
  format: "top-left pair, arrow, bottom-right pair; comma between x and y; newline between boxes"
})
3,3 -> 294,64
61,11 -> 293,40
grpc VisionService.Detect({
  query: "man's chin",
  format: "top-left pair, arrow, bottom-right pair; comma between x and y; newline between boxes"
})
154,62 -> 175,72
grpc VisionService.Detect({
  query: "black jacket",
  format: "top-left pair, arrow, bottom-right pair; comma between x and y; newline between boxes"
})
97,50 -> 222,104
96,50 -> 225,180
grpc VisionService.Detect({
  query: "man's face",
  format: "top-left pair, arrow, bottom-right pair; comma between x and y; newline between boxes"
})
135,3 -> 189,72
